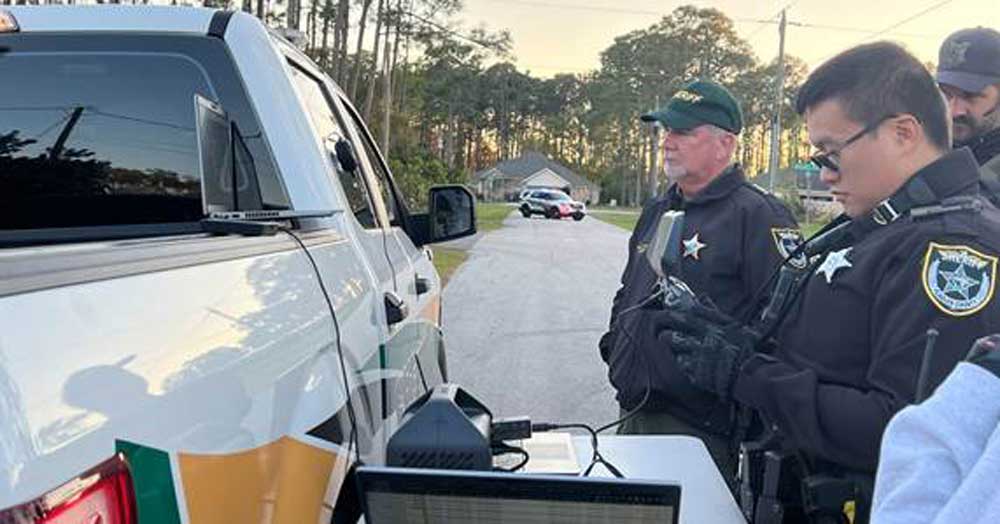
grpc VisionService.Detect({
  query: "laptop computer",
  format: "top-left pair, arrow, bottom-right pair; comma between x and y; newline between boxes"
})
355,466 -> 681,524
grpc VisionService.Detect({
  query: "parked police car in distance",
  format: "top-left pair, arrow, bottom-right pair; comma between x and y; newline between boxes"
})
519,189 -> 586,221
0,6 -> 475,523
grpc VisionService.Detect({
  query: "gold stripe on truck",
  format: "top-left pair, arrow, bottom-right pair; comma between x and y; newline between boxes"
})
178,436 -> 349,523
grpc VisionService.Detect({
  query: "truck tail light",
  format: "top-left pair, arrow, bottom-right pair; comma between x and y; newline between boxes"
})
1,454 -> 137,524
0,11 -> 19,33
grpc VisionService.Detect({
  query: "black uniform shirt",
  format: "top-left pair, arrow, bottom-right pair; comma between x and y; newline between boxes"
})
734,149 -> 1000,472
602,165 -> 799,430
968,126 -> 1000,167
970,127 -> 1000,207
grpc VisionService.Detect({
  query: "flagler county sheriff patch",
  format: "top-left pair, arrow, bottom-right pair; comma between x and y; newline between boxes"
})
771,228 -> 807,269
922,242 -> 998,317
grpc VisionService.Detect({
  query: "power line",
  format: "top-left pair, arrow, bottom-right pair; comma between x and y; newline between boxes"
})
474,0 -> 666,17
745,17 -> 778,43
771,0 -> 804,20
743,0 -> 784,45
33,113 -> 73,141
476,0 -> 770,24
814,0 -> 957,64
479,0 -> 936,42
405,10 -> 500,50
859,0 -> 956,42
788,21 -> 936,39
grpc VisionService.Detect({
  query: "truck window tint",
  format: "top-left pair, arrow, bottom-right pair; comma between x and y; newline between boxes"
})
0,36 -> 291,234
289,66 -> 378,229
0,53 -> 207,229
338,97 -> 399,224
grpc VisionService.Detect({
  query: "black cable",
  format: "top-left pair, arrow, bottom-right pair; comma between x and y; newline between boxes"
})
612,287 -> 665,330
595,365 -> 651,435
413,354 -> 430,393
527,298 -> 648,478
492,443 -> 530,473
532,423 -> 625,478
596,287 -> 663,434
280,227 -> 361,465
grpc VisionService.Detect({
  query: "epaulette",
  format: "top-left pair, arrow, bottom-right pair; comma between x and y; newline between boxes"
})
910,196 -> 983,220
747,183 -> 770,196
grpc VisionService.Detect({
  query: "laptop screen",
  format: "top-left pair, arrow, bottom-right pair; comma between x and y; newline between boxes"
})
356,467 -> 680,524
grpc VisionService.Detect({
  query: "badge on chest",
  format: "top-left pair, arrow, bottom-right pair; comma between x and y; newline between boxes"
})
817,247 -> 853,284
683,233 -> 707,260
922,243 -> 998,316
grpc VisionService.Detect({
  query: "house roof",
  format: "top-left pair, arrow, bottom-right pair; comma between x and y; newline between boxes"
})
473,151 -> 599,191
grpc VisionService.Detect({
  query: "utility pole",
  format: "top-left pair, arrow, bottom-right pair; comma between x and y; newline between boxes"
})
49,106 -> 85,161
649,94 -> 661,199
767,9 -> 787,193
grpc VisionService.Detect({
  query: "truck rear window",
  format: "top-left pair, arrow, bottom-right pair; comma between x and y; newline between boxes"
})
0,34 -> 290,240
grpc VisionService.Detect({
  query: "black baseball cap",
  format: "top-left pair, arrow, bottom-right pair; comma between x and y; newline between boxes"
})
937,27 -> 1000,93
640,79 -> 743,134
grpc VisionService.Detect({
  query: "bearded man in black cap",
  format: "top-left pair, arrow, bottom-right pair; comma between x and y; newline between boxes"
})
599,79 -> 799,478
937,28 -> 1000,200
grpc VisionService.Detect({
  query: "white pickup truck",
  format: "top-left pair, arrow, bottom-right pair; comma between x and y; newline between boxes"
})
0,6 -> 475,523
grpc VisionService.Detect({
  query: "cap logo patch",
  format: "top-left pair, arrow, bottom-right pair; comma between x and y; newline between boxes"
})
941,40 -> 972,69
922,242 -> 997,316
673,90 -> 703,104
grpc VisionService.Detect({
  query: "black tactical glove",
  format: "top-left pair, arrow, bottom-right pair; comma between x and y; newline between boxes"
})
966,334 -> 1000,379
650,296 -> 760,399
661,327 -> 757,399
649,293 -> 736,334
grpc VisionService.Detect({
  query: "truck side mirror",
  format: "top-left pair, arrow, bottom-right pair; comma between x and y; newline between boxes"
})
334,139 -> 358,173
429,186 -> 476,243
406,185 -> 477,246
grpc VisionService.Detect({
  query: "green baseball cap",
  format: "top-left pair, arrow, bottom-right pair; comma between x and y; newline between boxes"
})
640,79 -> 744,134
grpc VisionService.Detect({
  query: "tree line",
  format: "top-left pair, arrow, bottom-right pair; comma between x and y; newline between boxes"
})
287,2 -> 814,206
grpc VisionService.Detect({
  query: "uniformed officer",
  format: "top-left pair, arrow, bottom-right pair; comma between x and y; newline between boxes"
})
599,79 -> 799,478
936,28 -> 1000,202
656,42 -> 1000,520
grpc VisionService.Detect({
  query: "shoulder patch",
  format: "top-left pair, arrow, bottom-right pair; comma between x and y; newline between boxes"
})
771,228 -> 807,268
922,242 -> 998,317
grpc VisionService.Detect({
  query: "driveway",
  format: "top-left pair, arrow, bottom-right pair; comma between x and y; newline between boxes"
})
443,211 -> 630,427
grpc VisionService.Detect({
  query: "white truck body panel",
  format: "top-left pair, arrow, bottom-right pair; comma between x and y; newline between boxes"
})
0,7 -> 454,522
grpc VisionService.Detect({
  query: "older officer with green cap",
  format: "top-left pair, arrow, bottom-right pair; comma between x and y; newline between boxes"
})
599,79 -> 799,479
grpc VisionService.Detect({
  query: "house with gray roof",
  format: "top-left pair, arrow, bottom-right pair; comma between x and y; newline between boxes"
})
472,151 -> 601,204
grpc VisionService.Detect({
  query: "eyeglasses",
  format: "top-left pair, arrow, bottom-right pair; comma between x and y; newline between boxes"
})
809,114 -> 896,172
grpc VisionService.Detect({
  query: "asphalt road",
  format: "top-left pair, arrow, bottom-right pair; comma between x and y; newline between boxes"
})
443,210 -> 630,427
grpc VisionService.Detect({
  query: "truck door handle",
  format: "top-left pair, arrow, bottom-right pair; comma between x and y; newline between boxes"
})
385,291 -> 408,325
415,275 -> 430,295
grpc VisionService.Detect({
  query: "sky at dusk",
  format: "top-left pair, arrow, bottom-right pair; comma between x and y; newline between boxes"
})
459,0 -> 1000,76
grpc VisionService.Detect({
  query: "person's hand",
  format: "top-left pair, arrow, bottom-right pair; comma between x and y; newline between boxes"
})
966,334 -> 1000,379
649,292 -> 745,342
649,296 -> 759,398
